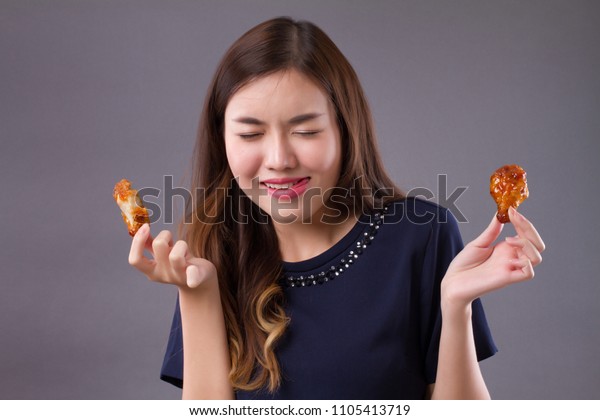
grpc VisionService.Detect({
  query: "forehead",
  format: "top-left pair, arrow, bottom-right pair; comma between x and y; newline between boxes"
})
225,70 -> 331,117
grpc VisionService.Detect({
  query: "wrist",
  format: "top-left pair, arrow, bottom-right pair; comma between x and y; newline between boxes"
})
441,300 -> 472,322
440,283 -> 473,322
178,279 -> 224,319
178,273 -> 219,300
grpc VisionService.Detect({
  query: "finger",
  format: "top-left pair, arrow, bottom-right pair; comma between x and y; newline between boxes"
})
128,224 -> 156,276
152,230 -> 174,268
508,257 -> 535,283
186,265 -> 204,289
505,236 -> 543,266
186,257 -> 217,289
509,208 -> 546,253
153,229 -> 174,247
470,214 -> 504,248
144,230 -> 154,253
169,240 -> 189,272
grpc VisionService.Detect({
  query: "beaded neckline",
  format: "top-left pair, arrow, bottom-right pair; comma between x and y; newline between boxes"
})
282,205 -> 389,288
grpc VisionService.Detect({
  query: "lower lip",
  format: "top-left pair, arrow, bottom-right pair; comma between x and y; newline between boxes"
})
265,178 -> 310,200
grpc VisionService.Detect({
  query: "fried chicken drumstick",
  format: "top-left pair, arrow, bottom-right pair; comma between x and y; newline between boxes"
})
490,164 -> 529,224
113,179 -> 150,236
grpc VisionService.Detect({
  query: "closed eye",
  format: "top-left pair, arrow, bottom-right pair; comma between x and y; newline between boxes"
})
238,133 -> 262,140
294,130 -> 322,137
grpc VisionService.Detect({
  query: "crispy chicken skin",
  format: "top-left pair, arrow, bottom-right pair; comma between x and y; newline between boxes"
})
490,165 -> 529,224
113,179 -> 150,236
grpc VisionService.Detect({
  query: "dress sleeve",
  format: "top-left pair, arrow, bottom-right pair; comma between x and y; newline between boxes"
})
160,296 -> 184,388
420,208 -> 498,384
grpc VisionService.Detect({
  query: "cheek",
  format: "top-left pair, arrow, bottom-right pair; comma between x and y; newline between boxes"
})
301,139 -> 341,176
226,145 -> 262,184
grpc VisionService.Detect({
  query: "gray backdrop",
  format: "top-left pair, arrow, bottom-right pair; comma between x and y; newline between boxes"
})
1,0 -> 598,399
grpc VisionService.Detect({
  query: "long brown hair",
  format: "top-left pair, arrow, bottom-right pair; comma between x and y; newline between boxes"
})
182,17 -> 403,393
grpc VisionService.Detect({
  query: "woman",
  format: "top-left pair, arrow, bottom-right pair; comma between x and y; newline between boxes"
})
128,17 -> 544,399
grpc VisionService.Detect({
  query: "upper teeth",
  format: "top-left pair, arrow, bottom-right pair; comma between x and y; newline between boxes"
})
265,180 -> 301,189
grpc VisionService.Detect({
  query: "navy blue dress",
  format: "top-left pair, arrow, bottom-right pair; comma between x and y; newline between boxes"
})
160,198 -> 497,399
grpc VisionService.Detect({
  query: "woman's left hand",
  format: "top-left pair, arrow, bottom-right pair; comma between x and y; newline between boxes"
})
442,207 -> 545,310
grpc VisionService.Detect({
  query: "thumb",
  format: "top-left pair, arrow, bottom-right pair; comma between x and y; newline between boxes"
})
470,214 -> 503,248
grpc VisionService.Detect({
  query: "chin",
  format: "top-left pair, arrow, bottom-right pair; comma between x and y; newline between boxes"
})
258,197 -> 325,225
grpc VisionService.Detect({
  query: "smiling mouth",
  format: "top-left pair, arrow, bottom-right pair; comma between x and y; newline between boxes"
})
263,179 -> 306,189
261,177 -> 310,188
261,177 -> 311,199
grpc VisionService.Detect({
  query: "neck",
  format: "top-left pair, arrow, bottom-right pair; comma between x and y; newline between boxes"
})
274,212 -> 359,263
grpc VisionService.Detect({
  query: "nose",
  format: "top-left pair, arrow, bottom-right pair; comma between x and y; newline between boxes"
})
264,132 -> 297,171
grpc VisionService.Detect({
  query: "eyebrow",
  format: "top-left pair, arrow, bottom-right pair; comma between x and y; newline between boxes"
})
232,113 -> 324,126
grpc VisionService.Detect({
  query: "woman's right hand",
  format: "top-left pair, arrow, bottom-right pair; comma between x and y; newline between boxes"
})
128,223 -> 217,290
130,223 -> 233,399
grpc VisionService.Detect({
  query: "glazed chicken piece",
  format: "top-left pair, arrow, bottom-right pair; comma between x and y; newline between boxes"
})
113,179 -> 150,236
490,165 -> 529,224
